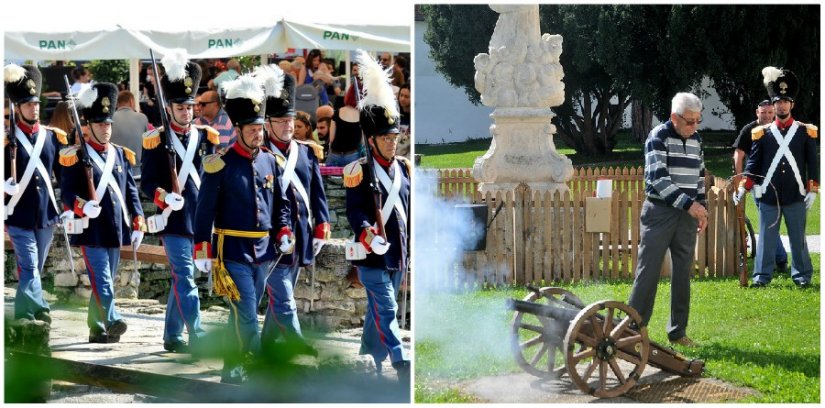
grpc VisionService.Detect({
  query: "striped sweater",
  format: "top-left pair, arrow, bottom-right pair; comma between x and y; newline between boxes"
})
644,121 -> 706,210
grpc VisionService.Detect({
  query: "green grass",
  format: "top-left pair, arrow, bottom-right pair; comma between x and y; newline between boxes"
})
416,132 -> 820,235
414,255 -> 820,403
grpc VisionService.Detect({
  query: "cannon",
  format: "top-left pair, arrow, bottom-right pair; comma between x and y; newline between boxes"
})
506,287 -> 704,398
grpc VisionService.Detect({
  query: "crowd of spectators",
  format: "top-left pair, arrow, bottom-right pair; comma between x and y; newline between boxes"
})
33,49 -> 411,170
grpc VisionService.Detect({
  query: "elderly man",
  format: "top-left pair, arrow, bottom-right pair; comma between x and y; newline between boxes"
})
194,89 -> 237,149
628,92 -> 708,348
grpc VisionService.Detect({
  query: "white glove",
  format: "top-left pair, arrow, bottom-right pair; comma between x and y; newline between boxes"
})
313,239 -> 326,256
83,200 -> 102,218
4,177 -> 19,196
165,192 -> 185,211
131,230 -> 144,251
805,192 -> 817,210
194,259 -> 213,273
752,185 -> 764,199
370,235 -> 390,255
279,235 -> 295,254
733,187 -> 746,205
59,210 -> 74,224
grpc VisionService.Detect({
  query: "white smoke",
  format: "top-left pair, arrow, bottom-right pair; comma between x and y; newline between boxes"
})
413,169 -> 513,373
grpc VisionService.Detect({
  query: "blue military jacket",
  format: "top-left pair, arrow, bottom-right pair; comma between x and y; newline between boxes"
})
265,139 -> 330,266
4,122 -> 66,229
345,154 -> 411,272
60,141 -> 144,248
140,125 -> 217,237
746,119 -> 819,206
194,143 -> 291,264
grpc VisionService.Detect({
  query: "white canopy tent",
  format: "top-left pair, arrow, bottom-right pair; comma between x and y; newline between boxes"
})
3,0 -> 411,99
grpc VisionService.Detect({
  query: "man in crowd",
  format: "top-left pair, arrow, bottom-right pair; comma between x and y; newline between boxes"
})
628,92 -> 708,348
731,99 -> 788,272
112,90 -> 150,174
194,73 -> 294,384
194,89 -> 237,149
343,50 -> 411,384
141,53 -> 219,353
59,82 -> 145,343
4,63 -> 68,325
734,67 -> 818,288
255,64 -> 330,355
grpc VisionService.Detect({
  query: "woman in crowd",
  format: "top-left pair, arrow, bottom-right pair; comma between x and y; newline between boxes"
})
326,82 -> 363,167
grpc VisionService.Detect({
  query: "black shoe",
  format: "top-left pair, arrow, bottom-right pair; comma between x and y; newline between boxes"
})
89,332 -> 120,343
163,341 -> 190,353
34,310 -> 51,324
751,281 -> 768,288
776,262 -> 788,274
795,281 -> 811,289
220,366 -> 247,385
108,320 -> 128,337
392,360 -> 411,384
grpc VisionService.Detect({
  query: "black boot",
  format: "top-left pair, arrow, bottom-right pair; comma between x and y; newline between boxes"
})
392,360 -> 411,385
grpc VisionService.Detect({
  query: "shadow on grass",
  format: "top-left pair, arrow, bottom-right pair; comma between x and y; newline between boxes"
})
700,342 -> 820,379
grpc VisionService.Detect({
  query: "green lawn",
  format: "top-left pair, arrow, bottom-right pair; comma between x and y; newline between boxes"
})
416,132 -> 820,236
414,255 -> 820,403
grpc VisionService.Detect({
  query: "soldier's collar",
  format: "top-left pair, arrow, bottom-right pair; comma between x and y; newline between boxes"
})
231,141 -> 256,160
371,150 -> 392,168
86,139 -> 108,152
775,117 -> 794,130
170,121 -> 190,135
270,138 -> 289,152
16,120 -> 39,135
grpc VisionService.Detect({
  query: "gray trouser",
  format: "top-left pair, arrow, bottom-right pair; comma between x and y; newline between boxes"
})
628,200 -> 698,341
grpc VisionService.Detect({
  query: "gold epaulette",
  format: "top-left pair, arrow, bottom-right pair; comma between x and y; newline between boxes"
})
804,123 -> 818,139
202,152 -> 226,174
274,153 -> 286,168
751,125 -> 766,141
116,144 -> 137,166
194,124 -> 220,145
59,145 -> 81,167
343,157 -> 366,188
296,139 -> 325,161
44,126 -> 68,145
397,156 -> 412,176
142,127 -> 163,150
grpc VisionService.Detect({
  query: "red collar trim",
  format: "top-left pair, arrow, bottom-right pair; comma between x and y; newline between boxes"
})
372,150 -> 391,168
170,121 -> 189,134
16,120 -> 39,135
775,117 -> 794,129
87,139 -> 107,152
272,139 -> 289,152
232,141 -> 255,159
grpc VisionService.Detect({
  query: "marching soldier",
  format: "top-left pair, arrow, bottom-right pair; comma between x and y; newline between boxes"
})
140,51 -> 218,353
193,73 -> 295,384
4,64 -> 68,324
735,67 -> 818,288
254,64 -> 330,352
343,50 -> 411,383
59,82 -> 145,343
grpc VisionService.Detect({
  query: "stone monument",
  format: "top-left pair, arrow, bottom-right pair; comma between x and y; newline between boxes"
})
472,4 -> 574,194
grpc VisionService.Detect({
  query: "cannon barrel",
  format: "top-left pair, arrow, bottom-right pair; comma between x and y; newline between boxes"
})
507,298 -> 581,323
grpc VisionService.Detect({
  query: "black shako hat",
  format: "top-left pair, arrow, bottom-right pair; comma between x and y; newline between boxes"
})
222,74 -> 266,126
4,64 -> 42,104
78,82 -> 118,123
160,55 -> 202,105
762,66 -> 799,103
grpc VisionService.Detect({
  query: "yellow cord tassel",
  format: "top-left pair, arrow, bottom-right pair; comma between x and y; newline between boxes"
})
214,233 -> 241,301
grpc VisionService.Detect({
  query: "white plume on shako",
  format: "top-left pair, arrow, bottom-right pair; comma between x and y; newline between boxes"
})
76,85 -> 98,108
253,64 -> 285,98
355,49 -> 399,119
223,74 -> 264,102
4,64 -> 26,84
160,48 -> 190,82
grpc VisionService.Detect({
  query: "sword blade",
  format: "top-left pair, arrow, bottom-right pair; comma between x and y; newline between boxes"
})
61,225 -> 75,275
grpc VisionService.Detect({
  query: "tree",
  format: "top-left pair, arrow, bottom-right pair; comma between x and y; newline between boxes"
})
87,59 -> 129,86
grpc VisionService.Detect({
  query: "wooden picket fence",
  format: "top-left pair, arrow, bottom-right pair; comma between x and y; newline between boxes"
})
420,167 -> 743,289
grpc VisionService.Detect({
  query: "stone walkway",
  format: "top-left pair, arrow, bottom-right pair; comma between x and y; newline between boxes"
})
4,288 -> 410,403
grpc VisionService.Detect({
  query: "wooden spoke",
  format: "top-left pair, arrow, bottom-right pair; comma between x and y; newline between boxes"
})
602,307 -> 614,336
518,322 -> 544,333
610,316 -> 632,338
575,332 -> 598,347
615,334 -> 643,349
608,358 -> 626,384
615,350 -> 641,366
572,347 -> 596,363
590,315 -> 604,338
521,334 -> 544,349
547,344 -> 558,373
581,359 -> 598,383
530,343 -> 549,366
598,360 -> 608,391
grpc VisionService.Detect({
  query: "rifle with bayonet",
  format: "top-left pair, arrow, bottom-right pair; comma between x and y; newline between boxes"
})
149,48 -> 181,195
8,99 -> 17,188
64,75 -> 97,203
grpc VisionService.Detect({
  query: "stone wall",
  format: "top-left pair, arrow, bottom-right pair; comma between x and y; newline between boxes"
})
3,175 -> 412,331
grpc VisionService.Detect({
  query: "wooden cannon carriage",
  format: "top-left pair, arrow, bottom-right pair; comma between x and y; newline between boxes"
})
507,287 -> 704,398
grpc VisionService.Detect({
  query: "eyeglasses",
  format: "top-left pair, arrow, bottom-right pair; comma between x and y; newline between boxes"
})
197,101 -> 217,107
676,113 -> 702,126
377,134 -> 399,143
268,118 -> 292,126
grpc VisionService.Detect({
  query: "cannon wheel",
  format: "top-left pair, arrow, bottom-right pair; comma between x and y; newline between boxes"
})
564,300 -> 649,398
511,287 -> 584,379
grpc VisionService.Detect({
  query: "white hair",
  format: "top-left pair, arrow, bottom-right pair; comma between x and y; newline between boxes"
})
671,92 -> 702,115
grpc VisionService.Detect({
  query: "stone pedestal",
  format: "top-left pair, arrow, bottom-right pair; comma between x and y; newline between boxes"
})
472,4 -> 573,195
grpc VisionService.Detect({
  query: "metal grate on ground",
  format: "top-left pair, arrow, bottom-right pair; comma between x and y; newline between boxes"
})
626,377 -> 752,403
